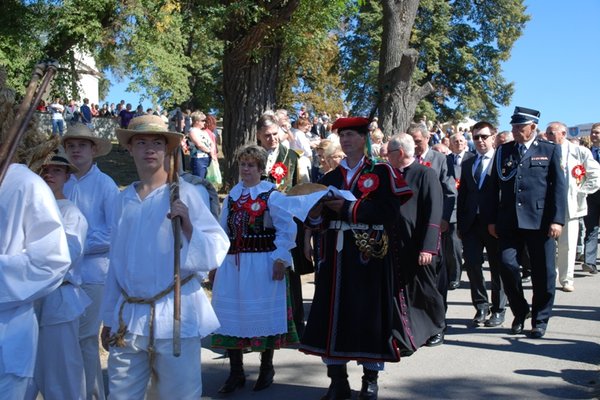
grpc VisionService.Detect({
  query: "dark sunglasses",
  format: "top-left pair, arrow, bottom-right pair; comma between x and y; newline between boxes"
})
473,135 -> 490,141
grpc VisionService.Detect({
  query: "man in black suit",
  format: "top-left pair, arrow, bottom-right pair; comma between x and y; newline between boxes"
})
409,124 -> 456,346
445,133 -> 474,289
488,107 -> 566,338
457,122 -> 507,327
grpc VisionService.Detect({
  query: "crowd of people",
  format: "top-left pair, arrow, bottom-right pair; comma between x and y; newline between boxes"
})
3,90 -> 600,400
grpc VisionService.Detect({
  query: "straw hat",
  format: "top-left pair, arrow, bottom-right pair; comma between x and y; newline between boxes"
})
41,147 -> 79,173
115,115 -> 183,152
62,123 -> 112,157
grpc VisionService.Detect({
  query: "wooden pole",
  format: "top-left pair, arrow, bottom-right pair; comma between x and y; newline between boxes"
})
0,62 -> 57,186
168,147 -> 182,357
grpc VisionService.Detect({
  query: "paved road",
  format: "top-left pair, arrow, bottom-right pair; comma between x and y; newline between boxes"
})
197,262 -> 600,400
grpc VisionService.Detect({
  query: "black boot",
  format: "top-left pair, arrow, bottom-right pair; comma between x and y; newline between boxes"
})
218,349 -> 245,394
358,368 -> 378,400
253,348 -> 275,391
321,364 -> 351,400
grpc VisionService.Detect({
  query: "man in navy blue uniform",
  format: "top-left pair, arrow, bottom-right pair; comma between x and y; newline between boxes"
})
488,107 -> 566,338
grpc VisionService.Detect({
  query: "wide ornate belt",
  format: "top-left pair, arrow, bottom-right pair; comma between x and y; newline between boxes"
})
328,220 -> 388,258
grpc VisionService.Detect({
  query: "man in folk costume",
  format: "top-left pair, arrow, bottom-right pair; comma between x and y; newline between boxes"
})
99,115 -> 229,399
26,149 -> 90,400
257,113 -> 311,337
0,79 -> 71,399
385,133 -> 446,354
62,123 -> 119,400
300,117 -> 412,400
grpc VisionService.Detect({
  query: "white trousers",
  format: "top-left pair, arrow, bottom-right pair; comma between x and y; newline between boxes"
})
79,283 -> 106,399
0,347 -> 30,400
107,334 -> 202,400
556,218 -> 579,286
25,319 -> 86,400
0,374 -> 29,400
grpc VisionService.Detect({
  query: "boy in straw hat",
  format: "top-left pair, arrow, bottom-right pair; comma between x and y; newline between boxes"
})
0,80 -> 71,398
26,149 -> 90,400
62,122 -> 119,399
100,115 -> 229,398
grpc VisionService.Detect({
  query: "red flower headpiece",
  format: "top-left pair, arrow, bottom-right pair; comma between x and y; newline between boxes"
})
270,162 -> 288,185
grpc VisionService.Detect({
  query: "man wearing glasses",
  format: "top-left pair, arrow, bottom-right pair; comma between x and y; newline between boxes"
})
457,121 -> 507,328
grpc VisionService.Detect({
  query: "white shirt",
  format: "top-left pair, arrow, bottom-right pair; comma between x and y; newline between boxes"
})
288,128 -> 313,158
36,199 -> 91,326
64,164 -> 120,284
49,102 -> 64,120
220,181 -> 296,266
0,164 -> 70,377
101,179 -> 229,339
473,149 -> 495,187
339,157 -> 366,186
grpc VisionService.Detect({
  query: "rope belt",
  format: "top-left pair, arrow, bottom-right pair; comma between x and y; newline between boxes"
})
108,274 -> 195,375
327,220 -> 388,258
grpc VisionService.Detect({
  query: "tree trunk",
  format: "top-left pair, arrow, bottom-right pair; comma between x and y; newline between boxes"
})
219,0 -> 300,189
221,45 -> 282,190
378,0 -> 434,136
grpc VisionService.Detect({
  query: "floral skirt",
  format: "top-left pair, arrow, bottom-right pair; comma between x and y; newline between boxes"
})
211,274 -> 299,351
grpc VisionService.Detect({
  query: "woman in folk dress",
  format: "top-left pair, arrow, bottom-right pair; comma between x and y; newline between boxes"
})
211,144 -> 298,394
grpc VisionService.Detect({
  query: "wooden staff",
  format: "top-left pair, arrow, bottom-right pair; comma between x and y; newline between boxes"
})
168,146 -> 183,356
0,62 -> 57,186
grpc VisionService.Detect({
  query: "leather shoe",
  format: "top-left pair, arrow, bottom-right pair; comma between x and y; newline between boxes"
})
448,281 -> 460,290
473,309 -> 490,325
529,327 -> 546,338
425,332 -> 444,347
510,312 -> 531,335
582,263 -> 598,274
484,311 -> 505,327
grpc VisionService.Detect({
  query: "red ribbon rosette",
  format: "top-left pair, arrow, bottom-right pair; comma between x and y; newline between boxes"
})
455,178 -> 461,190
423,161 -> 432,167
243,198 -> 267,225
270,162 -> 288,185
572,164 -> 586,184
358,173 -> 380,197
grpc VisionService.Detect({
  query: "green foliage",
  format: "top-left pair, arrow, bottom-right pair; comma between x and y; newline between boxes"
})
340,0 -> 529,124
277,0 -> 348,117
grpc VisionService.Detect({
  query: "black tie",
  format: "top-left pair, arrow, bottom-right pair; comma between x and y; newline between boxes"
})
518,144 -> 526,159
474,155 -> 484,186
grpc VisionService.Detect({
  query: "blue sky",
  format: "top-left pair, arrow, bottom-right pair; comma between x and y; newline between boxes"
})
496,0 -> 599,131
107,0 -> 599,130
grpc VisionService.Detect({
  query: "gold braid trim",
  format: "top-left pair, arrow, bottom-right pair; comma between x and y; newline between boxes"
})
108,274 -> 195,380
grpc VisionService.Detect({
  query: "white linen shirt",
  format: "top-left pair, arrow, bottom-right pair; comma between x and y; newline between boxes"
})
64,164 -> 120,284
220,180 -> 296,267
0,164 -> 70,377
35,199 -> 92,327
101,179 -> 229,339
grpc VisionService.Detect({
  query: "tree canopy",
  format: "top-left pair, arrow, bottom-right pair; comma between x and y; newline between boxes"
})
1,0 -> 528,126
341,0 -> 529,124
